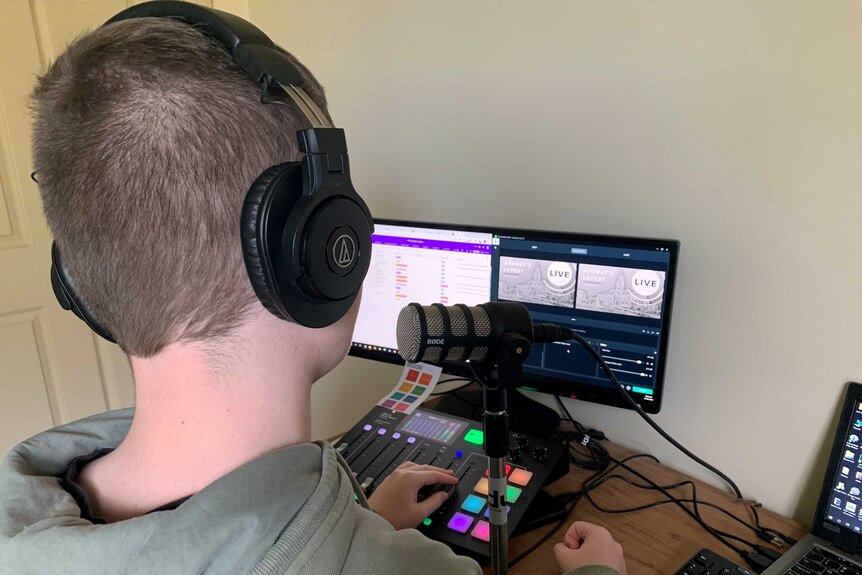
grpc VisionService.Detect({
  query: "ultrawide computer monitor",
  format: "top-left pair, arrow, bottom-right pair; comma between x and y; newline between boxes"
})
349,220 -> 679,414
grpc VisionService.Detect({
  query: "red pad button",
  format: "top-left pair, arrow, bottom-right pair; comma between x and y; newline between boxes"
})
508,468 -> 533,487
471,520 -> 490,542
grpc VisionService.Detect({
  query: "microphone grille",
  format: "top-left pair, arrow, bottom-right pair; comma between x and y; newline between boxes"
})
425,305 -> 445,336
468,306 -> 491,361
473,306 -> 491,337
396,305 -> 422,362
422,305 -> 445,362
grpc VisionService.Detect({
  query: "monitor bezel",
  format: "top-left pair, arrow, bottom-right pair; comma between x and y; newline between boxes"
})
349,218 -> 680,415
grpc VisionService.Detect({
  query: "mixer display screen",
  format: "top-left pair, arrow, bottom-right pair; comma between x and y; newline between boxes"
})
398,411 -> 467,445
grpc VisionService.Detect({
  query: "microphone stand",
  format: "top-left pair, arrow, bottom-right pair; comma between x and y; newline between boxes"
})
479,332 -> 531,575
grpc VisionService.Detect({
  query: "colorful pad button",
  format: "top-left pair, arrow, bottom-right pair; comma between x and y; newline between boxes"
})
447,512 -> 474,533
509,469 -> 533,486
506,485 -> 523,504
484,505 -> 510,518
474,478 -> 489,496
464,429 -> 484,445
423,517 -> 432,526
471,520 -> 490,542
461,494 -> 486,514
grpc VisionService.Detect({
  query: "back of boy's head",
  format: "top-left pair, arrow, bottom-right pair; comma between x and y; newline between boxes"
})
31,17 -> 329,357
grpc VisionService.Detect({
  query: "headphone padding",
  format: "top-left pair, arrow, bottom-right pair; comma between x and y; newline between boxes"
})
50,243 -> 117,343
241,163 -> 299,320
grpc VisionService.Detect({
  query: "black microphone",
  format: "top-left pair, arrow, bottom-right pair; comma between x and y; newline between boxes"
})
396,302 -> 574,364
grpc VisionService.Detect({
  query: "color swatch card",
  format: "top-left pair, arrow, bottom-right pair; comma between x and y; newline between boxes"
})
377,362 -> 444,414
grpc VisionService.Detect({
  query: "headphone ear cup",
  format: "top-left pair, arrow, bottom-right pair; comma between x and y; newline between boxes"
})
50,242 -> 116,343
241,162 -> 303,320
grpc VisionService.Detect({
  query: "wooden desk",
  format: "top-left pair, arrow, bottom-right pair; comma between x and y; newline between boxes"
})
499,439 -> 808,575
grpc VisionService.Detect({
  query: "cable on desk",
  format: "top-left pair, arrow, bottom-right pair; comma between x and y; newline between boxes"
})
565,331 -> 794,552
567,330 -> 744,499
554,396 -> 610,471
592,455 -> 751,555
553,409 -> 766,553
583,471 -> 756,549
584,454 -> 785,571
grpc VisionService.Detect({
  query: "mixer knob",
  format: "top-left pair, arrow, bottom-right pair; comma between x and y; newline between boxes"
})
359,477 -> 374,492
514,434 -> 530,449
532,446 -> 548,461
336,442 -> 349,454
508,446 -> 521,462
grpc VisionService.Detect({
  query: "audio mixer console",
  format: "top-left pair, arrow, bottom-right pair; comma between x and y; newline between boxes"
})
336,405 -> 567,559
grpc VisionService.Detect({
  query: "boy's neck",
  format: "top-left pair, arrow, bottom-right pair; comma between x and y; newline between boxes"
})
77,315 -> 320,522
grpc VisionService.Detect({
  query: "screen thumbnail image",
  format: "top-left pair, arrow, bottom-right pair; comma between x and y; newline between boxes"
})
576,264 -> 665,319
498,257 -> 577,308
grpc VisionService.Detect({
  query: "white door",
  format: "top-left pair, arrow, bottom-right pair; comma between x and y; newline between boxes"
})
0,0 -> 247,456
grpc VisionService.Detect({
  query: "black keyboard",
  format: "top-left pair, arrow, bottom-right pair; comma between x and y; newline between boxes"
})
674,548 -> 754,575
787,547 -> 862,575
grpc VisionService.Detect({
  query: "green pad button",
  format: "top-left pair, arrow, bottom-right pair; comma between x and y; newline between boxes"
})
506,485 -> 523,504
423,517 -> 432,526
464,429 -> 484,445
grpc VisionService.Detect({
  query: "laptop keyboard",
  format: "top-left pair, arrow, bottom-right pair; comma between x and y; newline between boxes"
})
788,547 -> 862,575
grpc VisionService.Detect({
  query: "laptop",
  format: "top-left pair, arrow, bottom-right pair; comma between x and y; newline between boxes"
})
763,382 -> 862,574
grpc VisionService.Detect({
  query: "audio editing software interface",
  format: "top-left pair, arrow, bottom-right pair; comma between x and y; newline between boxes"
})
351,222 -> 675,404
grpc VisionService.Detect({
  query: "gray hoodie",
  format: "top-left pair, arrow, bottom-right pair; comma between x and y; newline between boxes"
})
0,409 -> 620,575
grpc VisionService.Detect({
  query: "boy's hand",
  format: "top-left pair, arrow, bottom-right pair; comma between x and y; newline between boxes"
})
554,521 -> 627,574
368,462 -> 459,530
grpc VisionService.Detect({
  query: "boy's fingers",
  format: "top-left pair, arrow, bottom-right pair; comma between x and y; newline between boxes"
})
418,490 -> 451,515
411,470 -> 459,486
554,543 -> 573,562
405,464 -> 454,475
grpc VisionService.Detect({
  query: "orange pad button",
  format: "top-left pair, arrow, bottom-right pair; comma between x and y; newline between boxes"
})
508,469 -> 533,486
474,477 -> 489,496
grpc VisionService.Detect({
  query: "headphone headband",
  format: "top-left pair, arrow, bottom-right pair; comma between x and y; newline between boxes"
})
106,1 -> 331,128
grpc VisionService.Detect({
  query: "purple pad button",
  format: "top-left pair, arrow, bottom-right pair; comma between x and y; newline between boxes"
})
447,512 -> 474,534
377,428 -> 387,435
407,436 -> 417,444
392,432 -> 401,439
362,424 -> 372,432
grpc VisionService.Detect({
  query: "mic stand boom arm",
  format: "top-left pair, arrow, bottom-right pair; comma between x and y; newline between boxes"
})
479,332 -> 532,575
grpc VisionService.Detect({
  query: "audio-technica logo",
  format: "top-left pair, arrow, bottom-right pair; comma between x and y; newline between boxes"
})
333,234 -> 356,268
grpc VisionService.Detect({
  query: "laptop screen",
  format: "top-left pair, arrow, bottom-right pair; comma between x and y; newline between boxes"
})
813,382 -> 862,552
826,400 -> 862,533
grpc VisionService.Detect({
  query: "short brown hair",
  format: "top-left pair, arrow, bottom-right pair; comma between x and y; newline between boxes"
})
31,17 -> 328,357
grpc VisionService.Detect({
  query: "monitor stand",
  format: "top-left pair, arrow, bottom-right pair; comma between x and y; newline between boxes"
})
429,386 -> 560,439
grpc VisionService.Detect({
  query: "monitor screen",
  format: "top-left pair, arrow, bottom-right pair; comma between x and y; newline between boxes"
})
350,219 -> 679,414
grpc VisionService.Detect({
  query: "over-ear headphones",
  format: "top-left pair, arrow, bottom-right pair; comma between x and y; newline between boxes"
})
48,1 -> 374,344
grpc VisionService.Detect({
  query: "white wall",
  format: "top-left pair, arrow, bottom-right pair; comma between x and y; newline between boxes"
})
250,0 -> 862,523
